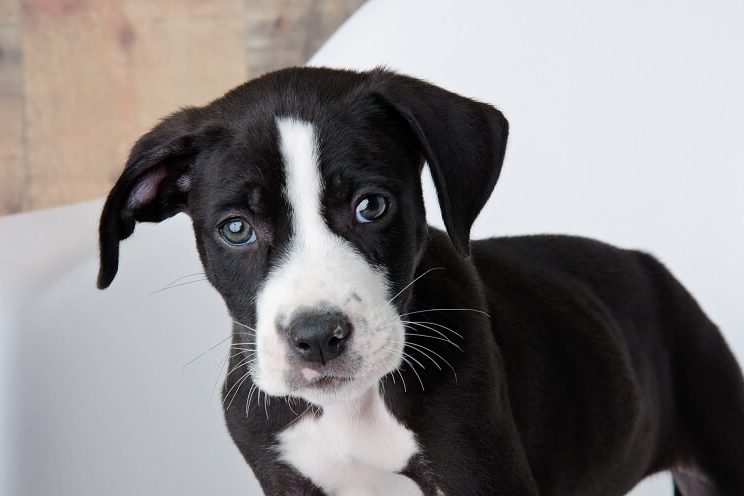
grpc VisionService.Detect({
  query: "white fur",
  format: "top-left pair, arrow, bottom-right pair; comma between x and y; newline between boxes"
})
278,387 -> 422,496
249,117 -> 420,493
252,117 -> 405,405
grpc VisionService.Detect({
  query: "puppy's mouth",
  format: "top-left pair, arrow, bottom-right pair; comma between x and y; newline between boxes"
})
305,375 -> 355,390
297,366 -> 356,390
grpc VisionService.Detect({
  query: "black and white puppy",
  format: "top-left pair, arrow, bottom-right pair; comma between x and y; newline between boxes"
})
98,67 -> 744,495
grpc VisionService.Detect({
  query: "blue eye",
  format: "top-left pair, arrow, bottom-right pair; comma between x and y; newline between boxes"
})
355,194 -> 388,223
219,218 -> 256,245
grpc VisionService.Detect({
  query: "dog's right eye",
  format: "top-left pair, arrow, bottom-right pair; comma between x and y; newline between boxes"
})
354,194 -> 388,223
219,218 -> 256,246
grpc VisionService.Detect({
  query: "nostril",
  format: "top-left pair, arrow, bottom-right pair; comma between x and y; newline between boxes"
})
296,341 -> 311,351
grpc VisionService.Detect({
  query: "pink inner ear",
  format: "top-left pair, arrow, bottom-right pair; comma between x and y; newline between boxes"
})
127,167 -> 168,210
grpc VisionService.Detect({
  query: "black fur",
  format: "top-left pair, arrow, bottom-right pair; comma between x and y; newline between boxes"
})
98,67 -> 744,495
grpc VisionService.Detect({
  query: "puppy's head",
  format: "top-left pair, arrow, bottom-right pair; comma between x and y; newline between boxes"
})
98,67 -> 507,405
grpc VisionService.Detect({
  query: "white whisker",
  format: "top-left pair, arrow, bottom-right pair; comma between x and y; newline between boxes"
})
285,403 -> 314,429
401,320 -> 464,340
210,350 -> 231,405
149,278 -> 209,295
386,267 -> 444,305
399,307 -> 490,319
396,367 -> 408,393
401,356 -> 425,391
405,342 -> 442,370
401,350 -> 426,371
404,321 -> 463,346
403,331 -> 463,351
406,341 -> 458,383
232,320 -> 258,333
246,383 -> 259,415
225,356 -> 256,379
182,334 -> 232,369
223,368 -> 252,410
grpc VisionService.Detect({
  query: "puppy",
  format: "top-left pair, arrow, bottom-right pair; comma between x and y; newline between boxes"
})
98,67 -> 744,495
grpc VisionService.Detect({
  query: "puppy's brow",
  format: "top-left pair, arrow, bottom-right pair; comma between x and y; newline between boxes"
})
201,181 -> 244,195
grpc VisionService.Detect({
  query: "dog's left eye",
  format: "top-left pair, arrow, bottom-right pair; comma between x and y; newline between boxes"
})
219,218 -> 256,245
355,194 -> 388,223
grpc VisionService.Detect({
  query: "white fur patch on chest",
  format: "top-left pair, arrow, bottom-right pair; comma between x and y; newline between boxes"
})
277,388 -> 422,496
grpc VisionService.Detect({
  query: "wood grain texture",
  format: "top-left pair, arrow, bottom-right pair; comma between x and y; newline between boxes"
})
245,0 -> 365,76
0,0 -> 25,214
20,0 -> 248,212
0,0 -> 365,215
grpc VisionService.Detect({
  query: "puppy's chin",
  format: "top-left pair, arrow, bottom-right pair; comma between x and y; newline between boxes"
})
294,374 -> 380,405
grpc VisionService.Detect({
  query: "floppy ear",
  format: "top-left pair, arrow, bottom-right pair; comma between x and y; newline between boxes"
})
373,72 -> 509,256
97,107 -> 210,289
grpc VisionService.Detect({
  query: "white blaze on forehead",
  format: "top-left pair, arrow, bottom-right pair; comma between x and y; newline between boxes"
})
276,117 -> 326,243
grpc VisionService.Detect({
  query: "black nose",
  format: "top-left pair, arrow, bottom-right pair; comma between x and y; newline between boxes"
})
287,310 -> 352,364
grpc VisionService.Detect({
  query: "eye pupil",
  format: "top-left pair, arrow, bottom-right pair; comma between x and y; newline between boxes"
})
355,194 -> 388,223
219,218 -> 256,245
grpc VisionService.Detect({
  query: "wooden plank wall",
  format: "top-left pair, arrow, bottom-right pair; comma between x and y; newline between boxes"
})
0,0 -> 365,215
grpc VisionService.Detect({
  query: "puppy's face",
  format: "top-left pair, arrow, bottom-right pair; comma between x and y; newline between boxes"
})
190,112 -> 426,404
98,67 -> 507,406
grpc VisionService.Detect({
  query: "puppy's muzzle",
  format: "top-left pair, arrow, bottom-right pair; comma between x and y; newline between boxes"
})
287,309 -> 353,364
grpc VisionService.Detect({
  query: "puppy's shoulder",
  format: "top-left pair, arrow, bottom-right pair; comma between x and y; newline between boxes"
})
470,234 -> 666,329
471,233 -> 648,282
